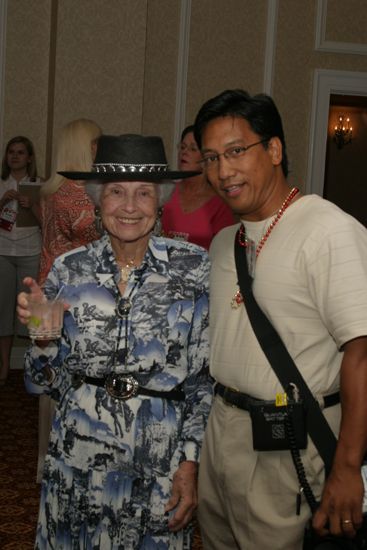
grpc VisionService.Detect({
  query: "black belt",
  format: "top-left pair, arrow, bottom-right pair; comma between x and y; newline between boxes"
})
71,372 -> 185,401
215,383 -> 340,411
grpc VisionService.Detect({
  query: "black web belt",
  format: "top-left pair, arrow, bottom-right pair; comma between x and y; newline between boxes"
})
215,382 -> 340,411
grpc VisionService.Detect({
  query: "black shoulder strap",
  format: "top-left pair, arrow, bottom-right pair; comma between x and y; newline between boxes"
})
234,233 -> 337,475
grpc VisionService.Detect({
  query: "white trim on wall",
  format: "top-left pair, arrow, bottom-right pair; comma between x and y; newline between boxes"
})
315,0 -> 367,56
172,0 -> 191,168
263,0 -> 278,94
306,69 -> 367,196
173,0 -> 279,159
0,0 -> 7,154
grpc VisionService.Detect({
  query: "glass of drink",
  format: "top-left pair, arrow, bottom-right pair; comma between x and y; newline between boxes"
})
27,295 -> 64,340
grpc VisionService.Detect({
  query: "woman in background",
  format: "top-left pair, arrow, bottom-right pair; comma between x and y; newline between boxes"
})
38,118 -> 102,284
36,118 -> 102,482
0,136 -> 41,384
162,125 -> 234,249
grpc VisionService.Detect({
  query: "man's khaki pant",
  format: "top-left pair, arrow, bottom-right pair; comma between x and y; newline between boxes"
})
198,395 -> 341,550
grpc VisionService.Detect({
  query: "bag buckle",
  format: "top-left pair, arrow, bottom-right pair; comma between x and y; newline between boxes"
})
105,373 -> 139,400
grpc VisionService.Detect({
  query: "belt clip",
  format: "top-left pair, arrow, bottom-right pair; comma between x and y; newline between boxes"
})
287,382 -> 300,403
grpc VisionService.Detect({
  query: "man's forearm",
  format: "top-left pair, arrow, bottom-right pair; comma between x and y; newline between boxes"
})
334,336 -> 367,469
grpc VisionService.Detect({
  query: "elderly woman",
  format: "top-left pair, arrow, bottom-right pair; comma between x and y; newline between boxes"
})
17,134 -> 212,549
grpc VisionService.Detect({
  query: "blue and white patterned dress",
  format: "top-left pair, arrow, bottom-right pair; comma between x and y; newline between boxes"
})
25,234 -> 212,550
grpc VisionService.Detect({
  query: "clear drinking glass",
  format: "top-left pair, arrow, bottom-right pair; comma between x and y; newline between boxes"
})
27,295 -> 64,340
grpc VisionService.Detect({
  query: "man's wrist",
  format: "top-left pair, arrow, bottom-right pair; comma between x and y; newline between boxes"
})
333,445 -> 365,471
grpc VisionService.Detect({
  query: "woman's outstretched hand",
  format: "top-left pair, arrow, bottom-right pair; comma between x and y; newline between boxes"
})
17,277 -> 44,326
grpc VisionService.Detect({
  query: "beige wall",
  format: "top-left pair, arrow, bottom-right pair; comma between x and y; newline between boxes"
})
325,0 -> 367,43
53,1 -> 148,130
187,0 -> 267,121
2,0 -> 367,189
142,0 -> 181,158
3,0 -> 51,177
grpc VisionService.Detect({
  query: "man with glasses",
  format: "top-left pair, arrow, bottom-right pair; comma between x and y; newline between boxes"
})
194,89 -> 367,549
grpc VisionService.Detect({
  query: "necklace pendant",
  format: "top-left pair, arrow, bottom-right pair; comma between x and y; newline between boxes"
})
116,297 -> 131,318
119,259 -> 135,284
231,290 -> 243,309
120,266 -> 131,284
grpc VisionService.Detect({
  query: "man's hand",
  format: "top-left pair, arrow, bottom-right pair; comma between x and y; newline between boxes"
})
165,460 -> 198,532
313,464 -> 364,538
17,277 -> 44,325
313,337 -> 367,538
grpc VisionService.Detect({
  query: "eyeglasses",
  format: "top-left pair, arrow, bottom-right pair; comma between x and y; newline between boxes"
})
177,143 -> 199,153
198,139 -> 269,170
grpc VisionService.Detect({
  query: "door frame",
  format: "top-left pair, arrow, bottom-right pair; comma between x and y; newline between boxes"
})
306,69 -> 367,196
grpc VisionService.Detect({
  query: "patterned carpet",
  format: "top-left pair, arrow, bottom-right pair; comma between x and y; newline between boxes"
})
0,370 -> 203,549
0,370 -> 39,549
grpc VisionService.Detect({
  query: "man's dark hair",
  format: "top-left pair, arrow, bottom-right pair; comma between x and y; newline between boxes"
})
194,89 -> 289,177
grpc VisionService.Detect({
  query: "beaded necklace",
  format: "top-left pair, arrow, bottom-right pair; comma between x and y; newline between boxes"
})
231,187 -> 300,309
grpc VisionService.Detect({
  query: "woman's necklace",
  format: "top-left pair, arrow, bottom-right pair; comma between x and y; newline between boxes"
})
231,187 -> 300,309
116,259 -> 136,284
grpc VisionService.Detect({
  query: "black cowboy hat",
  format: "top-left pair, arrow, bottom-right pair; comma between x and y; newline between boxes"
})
58,134 -> 200,182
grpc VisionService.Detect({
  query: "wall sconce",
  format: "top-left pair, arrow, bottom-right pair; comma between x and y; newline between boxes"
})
334,115 -> 353,149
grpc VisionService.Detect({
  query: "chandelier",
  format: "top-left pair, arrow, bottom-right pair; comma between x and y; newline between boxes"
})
334,115 -> 353,149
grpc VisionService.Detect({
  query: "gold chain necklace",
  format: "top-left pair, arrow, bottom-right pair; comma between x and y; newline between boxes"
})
231,187 -> 300,309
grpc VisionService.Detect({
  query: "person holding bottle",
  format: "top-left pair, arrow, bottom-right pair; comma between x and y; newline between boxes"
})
0,135 -> 41,384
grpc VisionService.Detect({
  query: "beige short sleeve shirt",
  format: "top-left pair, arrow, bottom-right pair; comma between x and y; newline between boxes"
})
209,195 -> 367,400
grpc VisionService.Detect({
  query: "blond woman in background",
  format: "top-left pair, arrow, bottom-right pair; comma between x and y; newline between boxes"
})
36,118 -> 102,482
38,118 -> 102,284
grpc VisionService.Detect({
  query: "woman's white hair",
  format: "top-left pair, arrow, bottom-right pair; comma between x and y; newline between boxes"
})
84,180 -> 175,208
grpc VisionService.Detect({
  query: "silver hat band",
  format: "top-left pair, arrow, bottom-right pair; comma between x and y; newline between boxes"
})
92,163 -> 169,174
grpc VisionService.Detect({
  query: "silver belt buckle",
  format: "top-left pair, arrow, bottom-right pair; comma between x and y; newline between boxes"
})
105,373 -> 139,400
